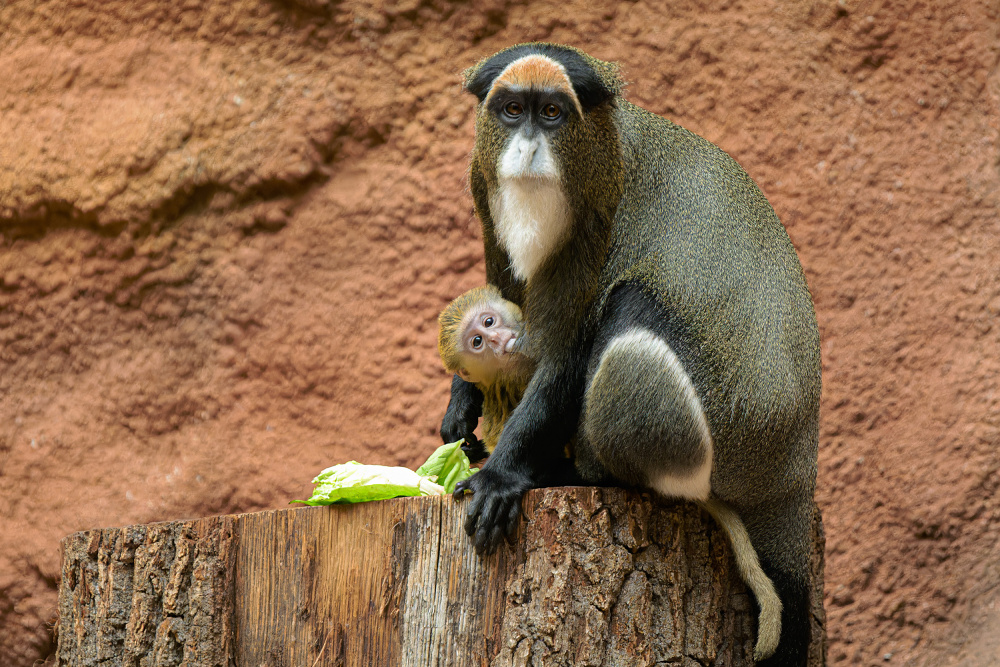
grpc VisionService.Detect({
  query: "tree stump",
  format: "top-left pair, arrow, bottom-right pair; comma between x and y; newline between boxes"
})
57,487 -> 825,666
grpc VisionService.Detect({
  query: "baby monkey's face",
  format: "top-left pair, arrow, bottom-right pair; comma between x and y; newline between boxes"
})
456,305 -> 521,385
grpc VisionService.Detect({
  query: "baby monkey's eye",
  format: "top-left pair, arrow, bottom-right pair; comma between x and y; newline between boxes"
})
504,102 -> 523,118
472,335 -> 483,349
541,104 -> 561,119
483,316 -> 495,327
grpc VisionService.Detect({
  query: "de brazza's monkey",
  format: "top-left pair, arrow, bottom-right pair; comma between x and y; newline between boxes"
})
440,43 -> 821,665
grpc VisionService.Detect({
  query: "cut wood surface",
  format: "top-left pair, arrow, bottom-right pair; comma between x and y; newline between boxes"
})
57,487 -> 826,666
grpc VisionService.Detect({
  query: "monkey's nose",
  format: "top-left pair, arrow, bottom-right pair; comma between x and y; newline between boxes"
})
517,139 -> 538,162
488,332 -> 511,355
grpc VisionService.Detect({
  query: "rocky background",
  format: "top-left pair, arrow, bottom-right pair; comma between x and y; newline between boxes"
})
1,1 -> 998,664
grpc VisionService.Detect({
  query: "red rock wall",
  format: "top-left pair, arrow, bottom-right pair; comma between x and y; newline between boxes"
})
1,1 -> 998,665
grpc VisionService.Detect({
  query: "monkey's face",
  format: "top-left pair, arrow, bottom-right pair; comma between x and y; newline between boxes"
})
456,305 -> 523,385
469,53 -> 585,188
464,45 -> 625,227
487,89 -> 572,181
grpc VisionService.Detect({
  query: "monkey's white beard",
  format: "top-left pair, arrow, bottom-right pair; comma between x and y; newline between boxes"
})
490,177 -> 571,284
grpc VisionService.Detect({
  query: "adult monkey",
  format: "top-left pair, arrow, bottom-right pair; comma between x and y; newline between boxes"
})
442,43 -> 820,666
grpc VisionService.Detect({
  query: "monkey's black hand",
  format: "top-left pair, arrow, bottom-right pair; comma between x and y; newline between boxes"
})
440,375 -> 483,444
453,465 -> 531,554
460,435 -> 489,463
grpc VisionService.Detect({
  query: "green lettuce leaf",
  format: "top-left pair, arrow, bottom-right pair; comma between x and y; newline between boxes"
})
415,439 -> 478,493
292,440 -> 477,505
292,461 -> 445,505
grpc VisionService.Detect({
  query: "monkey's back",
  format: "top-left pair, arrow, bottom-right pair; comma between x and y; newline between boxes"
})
600,101 -> 821,503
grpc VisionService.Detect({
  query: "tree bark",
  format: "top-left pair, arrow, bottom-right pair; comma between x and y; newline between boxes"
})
57,487 -> 826,666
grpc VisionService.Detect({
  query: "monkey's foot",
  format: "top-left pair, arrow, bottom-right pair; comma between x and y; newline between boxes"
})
460,436 -> 489,463
453,467 -> 530,554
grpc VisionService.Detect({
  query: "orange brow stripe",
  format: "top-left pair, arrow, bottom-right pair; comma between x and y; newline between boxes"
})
485,54 -> 583,117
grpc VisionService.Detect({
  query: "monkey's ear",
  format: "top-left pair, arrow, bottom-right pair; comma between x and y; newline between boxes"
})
457,368 -> 475,382
561,58 -> 620,113
463,62 -> 503,103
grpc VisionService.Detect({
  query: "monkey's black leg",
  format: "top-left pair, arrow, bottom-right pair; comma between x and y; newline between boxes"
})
576,283 -> 712,494
742,497 -> 814,666
536,452 -> 588,487
756,559 -> 811,666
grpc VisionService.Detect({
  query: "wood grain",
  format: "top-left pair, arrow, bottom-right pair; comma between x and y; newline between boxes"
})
57,488 -> 826,666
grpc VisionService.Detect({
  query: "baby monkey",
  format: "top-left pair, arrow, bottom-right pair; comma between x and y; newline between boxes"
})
437,285 -> 535,460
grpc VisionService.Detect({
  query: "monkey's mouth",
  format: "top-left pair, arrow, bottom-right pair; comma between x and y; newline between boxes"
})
504,337 -> 517,354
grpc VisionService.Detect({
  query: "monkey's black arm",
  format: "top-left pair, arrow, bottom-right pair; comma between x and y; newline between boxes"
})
440,374 -> 487,460
454,357 -> 585,553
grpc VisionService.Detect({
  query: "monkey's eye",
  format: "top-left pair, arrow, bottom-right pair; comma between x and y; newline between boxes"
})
483,316 -> 495,327
472,335 -> 483,349
541,103 -> 561,120
503,102 -> 523,118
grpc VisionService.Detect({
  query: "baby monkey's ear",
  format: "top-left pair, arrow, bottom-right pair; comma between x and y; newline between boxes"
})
457,368 -> 475,383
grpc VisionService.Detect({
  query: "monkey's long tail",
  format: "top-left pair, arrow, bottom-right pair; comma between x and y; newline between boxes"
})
699,497 -> 782,661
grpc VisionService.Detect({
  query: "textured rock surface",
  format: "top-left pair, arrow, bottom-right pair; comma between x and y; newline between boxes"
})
1,0 -> 999,665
